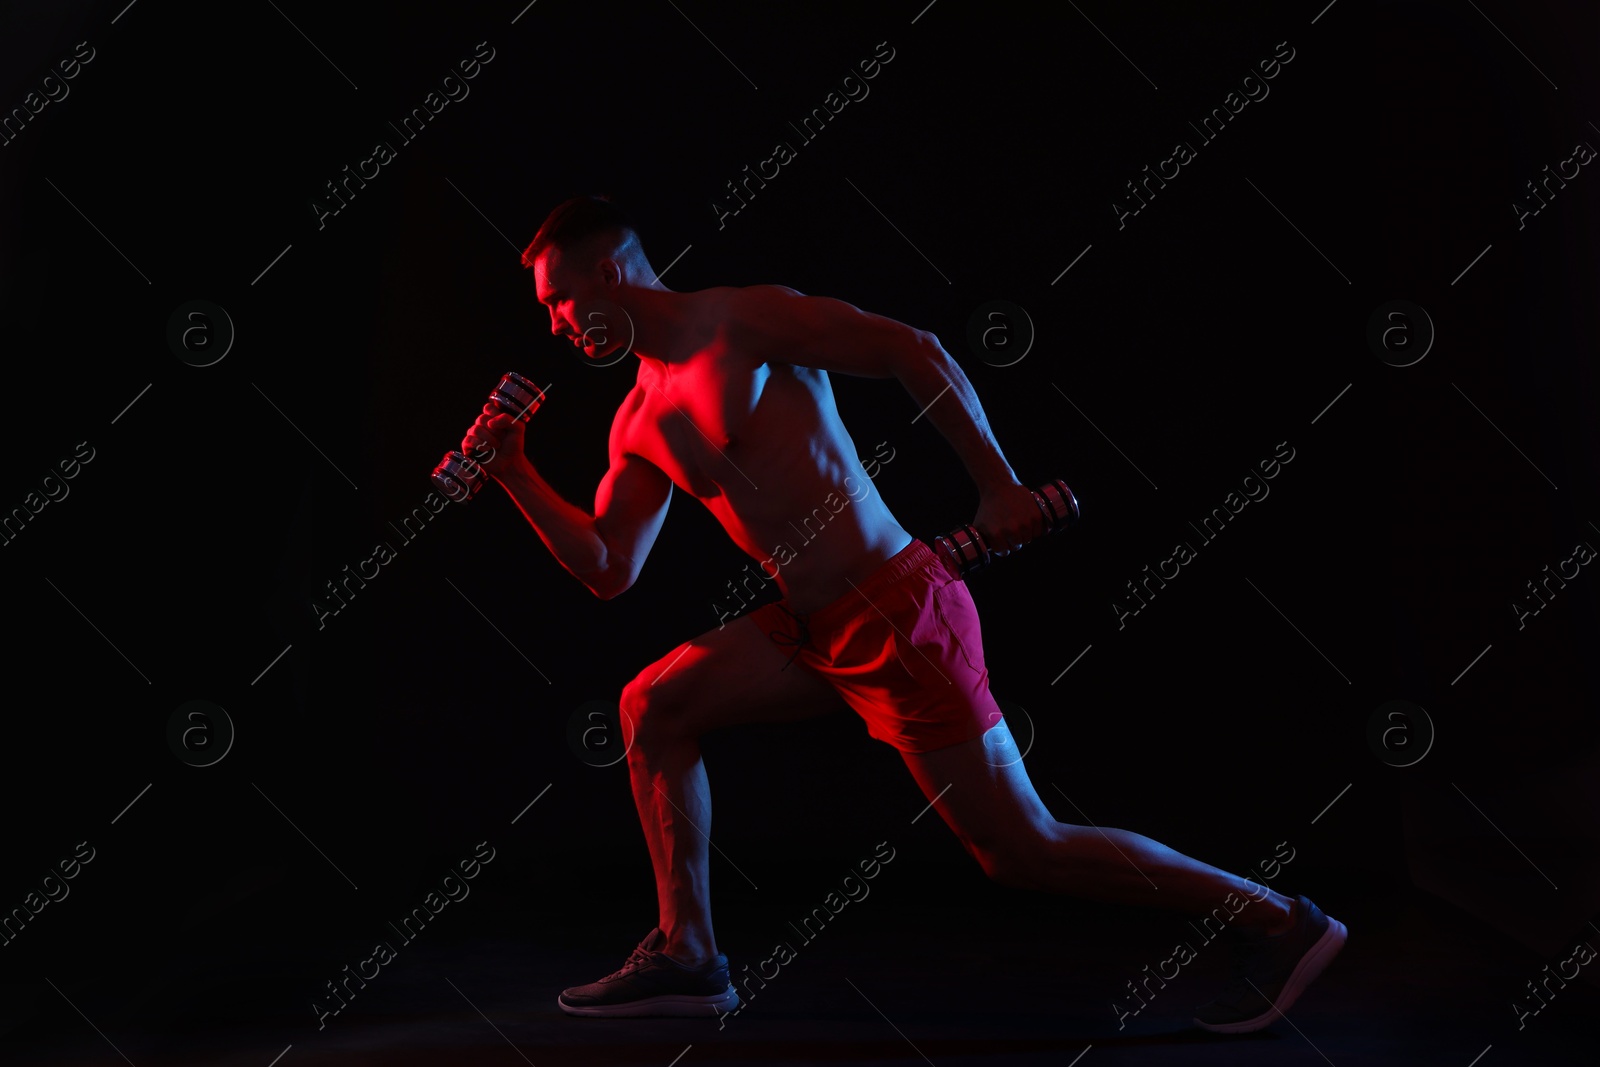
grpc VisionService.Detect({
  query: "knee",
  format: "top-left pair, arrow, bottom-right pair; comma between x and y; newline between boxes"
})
619,675 -> 692,753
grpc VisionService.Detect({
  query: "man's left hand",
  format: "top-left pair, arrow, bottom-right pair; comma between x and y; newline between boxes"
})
972,481 -> 1048,558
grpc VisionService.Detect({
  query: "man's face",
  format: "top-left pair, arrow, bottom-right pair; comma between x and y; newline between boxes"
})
534,248 -> 622,361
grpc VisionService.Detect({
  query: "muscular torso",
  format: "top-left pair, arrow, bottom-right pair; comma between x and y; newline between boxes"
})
618,288 -> 913,613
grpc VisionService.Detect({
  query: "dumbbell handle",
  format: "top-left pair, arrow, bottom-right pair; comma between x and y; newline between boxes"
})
431,372 -> 546,504
933,479 -> 1079,579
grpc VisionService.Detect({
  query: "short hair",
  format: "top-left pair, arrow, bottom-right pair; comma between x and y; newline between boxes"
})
521,195 -> 638,270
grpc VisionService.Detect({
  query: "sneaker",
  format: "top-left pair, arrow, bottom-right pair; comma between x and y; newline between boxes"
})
558,928 -> 741,1018
1192,894 -> 1347,1033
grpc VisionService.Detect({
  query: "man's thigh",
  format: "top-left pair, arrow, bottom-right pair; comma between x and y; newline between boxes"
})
794,547 -> 1002,754
629,611 -> 849,735
897,722 -> 1058,851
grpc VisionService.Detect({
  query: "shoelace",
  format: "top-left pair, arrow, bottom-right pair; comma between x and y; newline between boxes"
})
603,942 -> 659,981
767,603 -> 812,670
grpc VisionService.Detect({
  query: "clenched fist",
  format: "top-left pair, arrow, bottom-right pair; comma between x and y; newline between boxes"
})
461,402 -> 527,479
972,480 -> 1050,558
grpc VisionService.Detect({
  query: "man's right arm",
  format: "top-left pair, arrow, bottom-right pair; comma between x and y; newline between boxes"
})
466,398 -> 672,599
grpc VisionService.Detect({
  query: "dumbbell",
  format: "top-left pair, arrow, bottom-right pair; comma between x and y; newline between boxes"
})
934,479 -> 1079,578
431,371 -> 546,503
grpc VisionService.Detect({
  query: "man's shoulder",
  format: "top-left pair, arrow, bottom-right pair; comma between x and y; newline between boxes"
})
738,283 -> 803,298
609,373 -> 650,444
693,283 -> 804,318
695,285 -> 808,352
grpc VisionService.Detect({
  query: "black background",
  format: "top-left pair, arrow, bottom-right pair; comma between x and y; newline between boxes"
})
2,1 -> 1597,1063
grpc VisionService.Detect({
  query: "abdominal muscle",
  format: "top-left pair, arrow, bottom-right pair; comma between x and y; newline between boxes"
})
713,460 -> 915,615
629,357 -> 916,614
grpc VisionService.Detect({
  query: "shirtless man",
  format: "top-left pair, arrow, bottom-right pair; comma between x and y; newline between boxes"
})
461,195 -> 1346,1033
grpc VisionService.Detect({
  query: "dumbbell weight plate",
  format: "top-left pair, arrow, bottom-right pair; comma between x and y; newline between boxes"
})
432,450 -> 489,503
935,523 -> 992,577
489,372 -> 545,422
1034,480 -> 1079,529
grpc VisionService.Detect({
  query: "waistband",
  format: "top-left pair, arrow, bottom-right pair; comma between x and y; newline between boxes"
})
801,536 -> 944,632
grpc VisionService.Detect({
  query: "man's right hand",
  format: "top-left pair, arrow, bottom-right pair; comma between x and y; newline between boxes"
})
461,403 -> 527,479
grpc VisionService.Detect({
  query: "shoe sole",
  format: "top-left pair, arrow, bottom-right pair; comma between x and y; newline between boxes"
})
558,987 -> 741,1018
1193,917 -> 1348,1034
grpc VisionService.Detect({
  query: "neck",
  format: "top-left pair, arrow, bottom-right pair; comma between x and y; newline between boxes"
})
627,286 -> 692,366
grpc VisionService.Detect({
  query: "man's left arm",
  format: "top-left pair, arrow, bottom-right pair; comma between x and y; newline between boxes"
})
725,285 -> 1048,554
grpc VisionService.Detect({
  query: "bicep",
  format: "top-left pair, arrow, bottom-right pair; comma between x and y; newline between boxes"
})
593,450 -> 672,590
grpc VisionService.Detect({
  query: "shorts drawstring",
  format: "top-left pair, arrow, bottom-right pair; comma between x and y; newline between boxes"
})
767,603 -> 812,670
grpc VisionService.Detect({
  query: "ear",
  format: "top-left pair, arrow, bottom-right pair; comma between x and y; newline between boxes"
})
599,257 -> 623,288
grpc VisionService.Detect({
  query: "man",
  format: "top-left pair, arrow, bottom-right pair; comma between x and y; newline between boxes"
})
461,195 -> 1346,1032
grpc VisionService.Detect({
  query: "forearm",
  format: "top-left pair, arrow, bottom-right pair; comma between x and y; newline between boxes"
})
493,460 -> 618,590
897,335 -> 1019,492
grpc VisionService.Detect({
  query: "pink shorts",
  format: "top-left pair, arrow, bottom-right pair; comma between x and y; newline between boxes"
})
748,538 -> 1004,754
